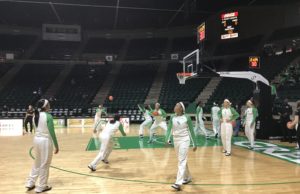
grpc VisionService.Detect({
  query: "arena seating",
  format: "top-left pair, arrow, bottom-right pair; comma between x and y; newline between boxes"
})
159,63 -> 210,112
0,63 -> 64,116
125,38 -> 167,60
104,64 -> 158,120
53,64 -> 110,115
31,40 -> 80,60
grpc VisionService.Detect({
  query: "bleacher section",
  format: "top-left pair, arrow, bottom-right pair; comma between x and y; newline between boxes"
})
104,64 -> 158,121
159,63 -> 210,112
126,38 -> 167,60
31,40 -> 80,60
0,64 -> 64,116
53,64 -> 110,116
205,52 -> 300,112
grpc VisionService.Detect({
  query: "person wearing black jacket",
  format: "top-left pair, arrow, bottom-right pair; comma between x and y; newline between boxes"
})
279,99 -> 293,142
24,105 -> 34,133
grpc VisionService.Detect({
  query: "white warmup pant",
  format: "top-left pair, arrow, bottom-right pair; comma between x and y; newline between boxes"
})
149,121 -> 167,140
212,118 -> 220,135
90,135 -> 113,168
220,122 -> 233,153
195,115 -> 207,136
94,119 -> 105,132
174,136 -> 191,185
139,119 -> 152,136
245,122 -> 255,147
26,136 -> 53,192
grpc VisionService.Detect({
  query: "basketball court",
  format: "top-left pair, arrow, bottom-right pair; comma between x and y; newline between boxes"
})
1,125 -> 299,194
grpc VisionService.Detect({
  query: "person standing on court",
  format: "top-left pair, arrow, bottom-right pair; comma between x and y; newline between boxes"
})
289,101 -> 300,150
166,102 -> 197,191
195,101 -> 208,138
88,114 -> 126,171
242,100 -> 259,149
24,105 -> 34,133
148,103 -> 167,143
218,99 -> 239,156
211,102 -> 221,138
93,104 -> 107,133
25,99 -> 59,193
279,98 -> 293,142
138,104 -> 153,138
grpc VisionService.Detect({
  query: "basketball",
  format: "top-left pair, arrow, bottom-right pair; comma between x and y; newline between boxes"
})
152,111 -> 159,116
108,95 -> 113,101
286,121 -> 295,130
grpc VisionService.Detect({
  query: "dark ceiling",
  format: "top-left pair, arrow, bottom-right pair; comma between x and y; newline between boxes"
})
0,0 -> 298,30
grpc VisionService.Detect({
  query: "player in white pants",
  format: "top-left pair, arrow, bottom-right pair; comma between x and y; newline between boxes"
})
211,102 -> 221,138
166,102 -> 197,191
25,99 -> 59,193
195,101 -> 208,137
94,104 -> 107,133
218,99 -> 239,156
88,115 -> 126,171
242,100 -> 258,149
148,103 -> 167,143
138,104 -> 153,138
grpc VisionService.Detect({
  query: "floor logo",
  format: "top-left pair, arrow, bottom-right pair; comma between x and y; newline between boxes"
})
234,141 -> 300,165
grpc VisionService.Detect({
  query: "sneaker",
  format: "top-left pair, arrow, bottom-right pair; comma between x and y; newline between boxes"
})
36,186 -> 52,193
168,140 -> 172,145
139,135 -> 144,139
225,152 -> 231,156
88,165 -> 96,171
248,146 -> 254,150
182,178 -> 192,185
102,159 -> 109,164
25,185 -> 35,191
222,150 -> 227,153
171,184 -> 181,191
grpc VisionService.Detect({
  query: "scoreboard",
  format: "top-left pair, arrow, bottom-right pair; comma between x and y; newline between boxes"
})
249,56 -> 260,69
197,22 -> 206,43
221,11 -> 239,40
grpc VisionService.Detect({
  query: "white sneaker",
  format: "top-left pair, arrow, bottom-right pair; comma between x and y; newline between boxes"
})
171,184 -> 181,191
88,165 -> 96,171
182,178 -> 192,184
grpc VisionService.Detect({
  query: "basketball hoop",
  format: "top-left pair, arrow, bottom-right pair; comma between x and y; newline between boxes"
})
176,72 -> 193,84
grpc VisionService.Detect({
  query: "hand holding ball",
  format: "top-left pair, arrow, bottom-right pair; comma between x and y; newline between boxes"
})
152,111 -> 159,116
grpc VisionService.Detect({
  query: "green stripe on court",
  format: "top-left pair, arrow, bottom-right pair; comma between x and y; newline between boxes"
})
86,135 -> 300,165
85,135 -> 247,151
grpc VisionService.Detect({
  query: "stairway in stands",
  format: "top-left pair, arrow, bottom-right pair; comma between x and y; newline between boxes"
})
195,77 -> 222,105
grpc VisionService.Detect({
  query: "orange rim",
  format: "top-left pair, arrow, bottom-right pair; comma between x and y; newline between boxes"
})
176,72 -> 193,76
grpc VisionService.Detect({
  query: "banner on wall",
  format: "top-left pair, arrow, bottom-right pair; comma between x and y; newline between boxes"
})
53,119 -> 65,128
0,119 -> 23,136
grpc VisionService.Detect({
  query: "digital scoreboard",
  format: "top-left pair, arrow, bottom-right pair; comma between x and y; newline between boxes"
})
249,56 -> 260,69
197,22 -> 206,43
221,11 -> 239,40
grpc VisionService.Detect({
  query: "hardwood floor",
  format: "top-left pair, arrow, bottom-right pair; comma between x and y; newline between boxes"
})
0,125 -> 299,194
